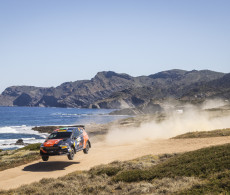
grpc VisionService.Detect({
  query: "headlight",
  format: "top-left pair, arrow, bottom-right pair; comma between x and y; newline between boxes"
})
60,145 -> 68,149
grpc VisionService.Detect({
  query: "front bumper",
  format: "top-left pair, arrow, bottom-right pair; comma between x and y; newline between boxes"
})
40,146 -> 71,156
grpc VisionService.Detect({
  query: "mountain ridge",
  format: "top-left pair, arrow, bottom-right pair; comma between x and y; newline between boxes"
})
0,69 -> 227,108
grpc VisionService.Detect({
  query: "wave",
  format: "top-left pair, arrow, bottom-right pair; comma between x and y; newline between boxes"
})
0,127 -> 18,134
0,137 -> 43,144
0,125 -> 48,150
0,138 -> 45,150
0,126 -> 48,137
51,112 -> 115,116
0,145 -> 24,150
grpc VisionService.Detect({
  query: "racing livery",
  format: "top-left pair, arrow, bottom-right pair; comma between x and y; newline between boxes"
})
40,126 -> 91,161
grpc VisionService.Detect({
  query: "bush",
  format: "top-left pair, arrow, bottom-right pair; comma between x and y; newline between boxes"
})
179,170 -> 230,194
90,166 -> 122,176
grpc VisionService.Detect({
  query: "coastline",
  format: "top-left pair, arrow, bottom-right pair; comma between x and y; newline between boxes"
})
0,106 -> 130,150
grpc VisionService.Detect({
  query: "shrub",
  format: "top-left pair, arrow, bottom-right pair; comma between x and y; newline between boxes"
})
90,166 -> 122,176
178,170 -> 230,194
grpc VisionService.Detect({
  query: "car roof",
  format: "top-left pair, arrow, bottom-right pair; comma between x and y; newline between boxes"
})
53,127 -> 84,133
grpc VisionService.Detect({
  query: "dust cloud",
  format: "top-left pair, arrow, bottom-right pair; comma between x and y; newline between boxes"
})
106,100 -> 230,145
202,99 -> 228,109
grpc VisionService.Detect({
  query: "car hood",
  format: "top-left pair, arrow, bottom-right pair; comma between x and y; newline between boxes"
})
43,139 -> 63,147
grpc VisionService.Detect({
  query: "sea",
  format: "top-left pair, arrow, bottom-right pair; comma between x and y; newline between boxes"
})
0,107 -> 126,150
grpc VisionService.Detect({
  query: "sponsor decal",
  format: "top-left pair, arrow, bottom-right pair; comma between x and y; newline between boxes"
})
77,137 -> 81,142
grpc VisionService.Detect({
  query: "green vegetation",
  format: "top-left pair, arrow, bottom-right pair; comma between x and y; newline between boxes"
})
17,143 -> 41,151
0,143 -> 41,171
178,170 -> 230,194
173,128 -> 230,139
89,155 -> 162,177
90,166 -> 122,176
113,143 -> 230,182
1,144 -> 229,194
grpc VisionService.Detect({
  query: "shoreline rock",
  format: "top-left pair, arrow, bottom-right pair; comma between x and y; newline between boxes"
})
15,139 -> 24,145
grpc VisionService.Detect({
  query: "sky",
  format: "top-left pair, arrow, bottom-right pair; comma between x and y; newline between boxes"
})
0,0 -> 229,93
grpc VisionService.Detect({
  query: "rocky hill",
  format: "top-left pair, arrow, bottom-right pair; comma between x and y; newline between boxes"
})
0,70 -> 227,109
180,73 -> 230,100
93,70 -> 226,109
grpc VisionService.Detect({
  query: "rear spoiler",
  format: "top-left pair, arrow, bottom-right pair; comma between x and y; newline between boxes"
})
68,125 -> 85,129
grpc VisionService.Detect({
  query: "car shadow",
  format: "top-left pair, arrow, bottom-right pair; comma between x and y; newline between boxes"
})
23,161 -> 80,172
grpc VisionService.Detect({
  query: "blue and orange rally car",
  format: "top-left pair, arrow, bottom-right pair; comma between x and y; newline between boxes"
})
40,126 -> 91,161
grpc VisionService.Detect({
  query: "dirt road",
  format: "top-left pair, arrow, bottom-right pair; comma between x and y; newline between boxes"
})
0,136 -> 230,190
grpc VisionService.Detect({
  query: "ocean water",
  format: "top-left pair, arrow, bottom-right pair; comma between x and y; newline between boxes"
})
0,107 -> 126,150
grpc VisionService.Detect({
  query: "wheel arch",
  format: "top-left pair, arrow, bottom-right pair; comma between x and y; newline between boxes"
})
88,140 -> 91,148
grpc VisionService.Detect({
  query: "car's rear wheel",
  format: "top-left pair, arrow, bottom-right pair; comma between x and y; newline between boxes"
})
42,155 -> 49,161
83,141 -> 89,154
68,147 -> 75,160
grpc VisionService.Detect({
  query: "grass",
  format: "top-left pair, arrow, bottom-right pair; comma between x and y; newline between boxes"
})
113,143 -> 230,182
173,128 -> 230,139
178,170 -> 230,194
0,143 -> 41,171
89,154 -> 162,177
1,144 -> 230,194
17,143 -> 41,151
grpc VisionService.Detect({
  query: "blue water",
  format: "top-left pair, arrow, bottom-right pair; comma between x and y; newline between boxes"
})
0,107 -> 126,150
0,107 -> 123,127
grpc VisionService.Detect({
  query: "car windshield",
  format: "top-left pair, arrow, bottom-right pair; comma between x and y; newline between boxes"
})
48,132 -> 72,139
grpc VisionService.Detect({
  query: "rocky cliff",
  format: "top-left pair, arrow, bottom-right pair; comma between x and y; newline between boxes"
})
0,70 -> 227,108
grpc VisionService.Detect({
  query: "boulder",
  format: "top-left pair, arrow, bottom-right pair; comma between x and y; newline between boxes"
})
15,139 -> 24,145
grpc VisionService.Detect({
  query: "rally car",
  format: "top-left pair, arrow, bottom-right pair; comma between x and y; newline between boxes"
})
40,126 -> 91,161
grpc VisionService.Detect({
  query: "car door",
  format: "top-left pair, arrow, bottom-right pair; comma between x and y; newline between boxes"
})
74,129 -> 84,150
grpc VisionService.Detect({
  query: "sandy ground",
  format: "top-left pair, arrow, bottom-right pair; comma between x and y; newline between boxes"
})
0,136 -> 230,190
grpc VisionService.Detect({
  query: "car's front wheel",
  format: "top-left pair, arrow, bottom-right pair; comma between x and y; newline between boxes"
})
68,147 -> 75,160
41,155 -> 49,161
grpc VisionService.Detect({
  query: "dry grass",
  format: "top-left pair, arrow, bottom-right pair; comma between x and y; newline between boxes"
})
0,151 -> 40,171
0,152 -> 203,195
173,128 -> 230,139
1,144 -> 229,194
0,144 -> 41,171
0,169 -> 199,195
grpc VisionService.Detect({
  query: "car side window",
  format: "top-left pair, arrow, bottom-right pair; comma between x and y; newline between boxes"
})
74,129 -> 81,138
